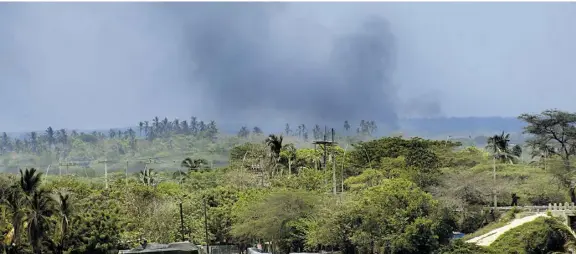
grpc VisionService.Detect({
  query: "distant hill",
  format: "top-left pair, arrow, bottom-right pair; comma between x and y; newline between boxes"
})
399,117 -> 525,136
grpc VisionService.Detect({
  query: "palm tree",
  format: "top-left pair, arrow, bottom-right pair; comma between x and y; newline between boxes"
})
139,122 -> 144,136
19,168 -> 42,196
486,131 -> 516,164
181,158 -> 208,172
266,134 -> 283,177
173,158 -> 209,183
139,168 -> 157,186
54,192 -> 71,254
486,131 -> 519,208
280,143 -> 297,176
2,186 -> 25,248
27,189 -> 55,254
265,134 -> 283,160
529,144 -> 555,170
45,127 -> 55,149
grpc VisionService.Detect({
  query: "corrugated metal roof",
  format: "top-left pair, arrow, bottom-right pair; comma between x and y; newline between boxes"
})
119,242 -> 199,254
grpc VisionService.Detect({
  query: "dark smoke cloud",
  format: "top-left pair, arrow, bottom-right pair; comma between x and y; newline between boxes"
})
168,3 -> 401,128
0,3 -> 441,132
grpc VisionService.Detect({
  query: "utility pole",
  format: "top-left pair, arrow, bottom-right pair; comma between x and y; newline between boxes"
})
98,159 -> 109,189
493,154 -> 497,208
59,161 -> 75,176
331,128 -> 337,195
179,202 -> 185,242
341,144 -> 348,194
324,126 -> 328,168
312,127 -> 338,195
492,149 -> 501,208
204,198 -> 210,254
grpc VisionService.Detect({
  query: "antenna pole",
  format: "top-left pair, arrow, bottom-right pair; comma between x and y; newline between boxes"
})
204,197 -> 210,254
332,128 -> 337,195
98,159 -> 109,189
126,160 -> 129,186
180,202 -> 185,242
323,126 -> 327,169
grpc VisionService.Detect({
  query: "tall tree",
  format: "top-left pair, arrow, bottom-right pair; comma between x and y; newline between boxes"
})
139,168 -> 157,186
190,117 -> 198,135
138,121 -> 144,136
344,121 -> 351,133
144,121 -> 150,136
285,123 -> 292,136
266,134 -> 283,160
1,132 -> 11,152
253,126 -> 263,135
54,192 -> 71,254
153,117 -> 160,132
45,127 -> 55,148
56,129 -> 68,146
486,131 -> 516,164
280,143 -> 297,175
207,121 -> 218,140
181,158 -> 209,172
27,189 -> 55,254
29,132 -> 39,154
198,121 -> 207,133
19,168 -> 42,196
238,126 -> 250,138
3,186 -> 25,248
519,109 -> 576,176
313,125 -> 322,140
108,129 -> 116,139
180,120 -> 190,135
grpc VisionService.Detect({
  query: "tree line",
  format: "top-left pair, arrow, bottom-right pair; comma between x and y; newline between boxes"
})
2,109 -> 576,253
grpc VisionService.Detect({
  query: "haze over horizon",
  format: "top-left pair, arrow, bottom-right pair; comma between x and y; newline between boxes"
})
0,2 -> 575,132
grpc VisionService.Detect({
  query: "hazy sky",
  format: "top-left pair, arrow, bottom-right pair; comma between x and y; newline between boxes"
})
0,2 -> 575,132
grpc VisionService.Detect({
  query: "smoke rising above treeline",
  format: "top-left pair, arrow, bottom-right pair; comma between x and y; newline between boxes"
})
2,3 -> 575,132
0,2 -> 441,132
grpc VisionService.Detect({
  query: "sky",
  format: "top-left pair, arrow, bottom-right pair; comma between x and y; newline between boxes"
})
0,2 -> 575,132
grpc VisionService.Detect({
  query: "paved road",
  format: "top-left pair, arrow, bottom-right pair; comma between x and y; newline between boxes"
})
466,213 -> 548,246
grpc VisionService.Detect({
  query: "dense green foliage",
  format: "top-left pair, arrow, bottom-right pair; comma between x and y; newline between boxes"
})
2,109 -> 576,254
490,217 -> 576,253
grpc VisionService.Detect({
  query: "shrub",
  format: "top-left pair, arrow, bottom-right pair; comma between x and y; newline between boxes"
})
490,217 -> 576,254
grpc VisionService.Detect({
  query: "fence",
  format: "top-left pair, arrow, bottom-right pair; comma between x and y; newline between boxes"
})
489,202 -> 576,213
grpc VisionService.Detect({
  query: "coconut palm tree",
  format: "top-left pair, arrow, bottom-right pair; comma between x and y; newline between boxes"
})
138,122 -> 144,136
529,144 -> 556,170
19,168 -> 42,196
2,186 -> 25,248
266,134 -> 284,177
486,132 -> 521,208
265,134 -> 283,160
280,143 -> 297,176
139,168 -> 157,186
173,158 -> 209,183
54,192 -> 71,253
181,158 -> 208,172
486,131 -> 518,164
27,189 -> 55,254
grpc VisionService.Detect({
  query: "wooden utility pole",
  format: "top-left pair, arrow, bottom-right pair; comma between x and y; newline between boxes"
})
125,160 -> 129,186
313,127 -> 338,195
59,161 -> 75,176
98,159 -> 109,189
331,129 -> 337,195
204,198 -> 210,254
179,202 -> 185,242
